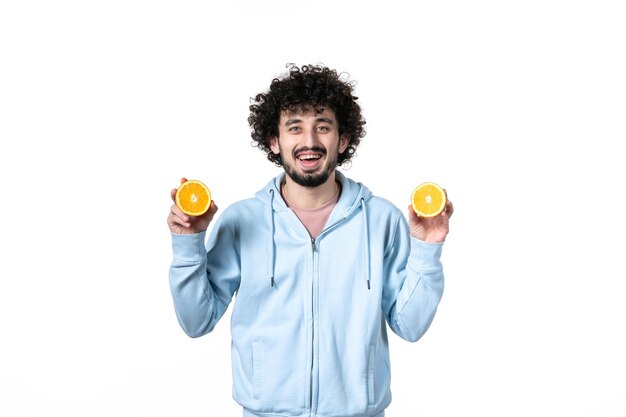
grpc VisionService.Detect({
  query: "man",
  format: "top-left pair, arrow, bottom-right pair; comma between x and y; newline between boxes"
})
167,64 -> 453,417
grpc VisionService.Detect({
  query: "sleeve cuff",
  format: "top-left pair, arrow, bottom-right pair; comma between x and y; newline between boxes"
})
408,237 -> 443,271
171,231 -> 207,262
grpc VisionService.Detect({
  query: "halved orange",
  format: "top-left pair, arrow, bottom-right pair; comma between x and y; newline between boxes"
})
411,182 -> 446,218
175,180 -> 212,216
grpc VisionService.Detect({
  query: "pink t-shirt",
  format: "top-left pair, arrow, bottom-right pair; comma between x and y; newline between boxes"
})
282,184 -> 340,238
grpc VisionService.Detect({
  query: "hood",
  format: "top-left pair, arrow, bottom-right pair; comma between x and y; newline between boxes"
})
255,170 -> 374,289
255,170 -> 373,218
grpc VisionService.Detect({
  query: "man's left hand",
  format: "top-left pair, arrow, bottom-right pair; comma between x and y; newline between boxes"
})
408,192 -> 454,243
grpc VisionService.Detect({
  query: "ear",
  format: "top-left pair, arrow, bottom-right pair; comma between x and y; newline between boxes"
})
269,136 -> 280,154
339,134 -> 349,154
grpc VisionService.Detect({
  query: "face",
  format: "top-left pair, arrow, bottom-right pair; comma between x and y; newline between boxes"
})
270,107 -> 348,188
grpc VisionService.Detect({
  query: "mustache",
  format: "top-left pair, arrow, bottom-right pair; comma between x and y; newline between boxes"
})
294,146 -> 327,157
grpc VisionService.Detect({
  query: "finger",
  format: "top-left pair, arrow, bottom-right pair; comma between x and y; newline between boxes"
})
441,189 -> 453,216
167,210 -> 191,229
445,199 -> 454,218
170,204 -> 190,223
171,177 -> 188,201
171,214 -> 191,229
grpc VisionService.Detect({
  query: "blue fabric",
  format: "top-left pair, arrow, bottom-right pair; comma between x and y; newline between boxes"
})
169,171 -> 445,417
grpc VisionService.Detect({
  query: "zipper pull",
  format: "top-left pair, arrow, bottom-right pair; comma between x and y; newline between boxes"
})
311,237 -> 316,252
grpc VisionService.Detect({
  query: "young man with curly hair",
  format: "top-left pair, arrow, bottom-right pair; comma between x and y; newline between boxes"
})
167,64 -> 453,417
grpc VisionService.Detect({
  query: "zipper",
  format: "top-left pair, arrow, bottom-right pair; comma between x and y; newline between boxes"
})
308,223 -> 342,414
309,237 -> 316,414
280,196 -> 358,413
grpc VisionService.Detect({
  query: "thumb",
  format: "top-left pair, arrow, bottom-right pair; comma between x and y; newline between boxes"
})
407,205 -> 419,224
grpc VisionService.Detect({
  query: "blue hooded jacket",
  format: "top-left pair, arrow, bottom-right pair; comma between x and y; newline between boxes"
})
169,171 -> 445,417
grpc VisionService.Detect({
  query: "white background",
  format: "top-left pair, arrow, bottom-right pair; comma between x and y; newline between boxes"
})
1,1 -> 625,416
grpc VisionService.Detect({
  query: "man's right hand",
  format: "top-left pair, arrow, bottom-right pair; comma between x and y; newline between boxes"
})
167,178 -> 219,235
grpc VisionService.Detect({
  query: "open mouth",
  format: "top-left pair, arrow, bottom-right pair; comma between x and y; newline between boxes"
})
297,153 -> 322,161
295,150 -> 324,171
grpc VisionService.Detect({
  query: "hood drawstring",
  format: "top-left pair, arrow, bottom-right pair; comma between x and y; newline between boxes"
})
361,198 -> 372,290
267,188 -> 371,290
269,189 -> 277,287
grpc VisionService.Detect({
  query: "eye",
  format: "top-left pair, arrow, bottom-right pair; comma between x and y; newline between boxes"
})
288,126 -> 301,133
317,125 -> 330,132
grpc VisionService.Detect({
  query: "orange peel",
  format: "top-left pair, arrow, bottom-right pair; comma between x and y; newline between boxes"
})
175,180 -> 212,216
411,182 -> 446,217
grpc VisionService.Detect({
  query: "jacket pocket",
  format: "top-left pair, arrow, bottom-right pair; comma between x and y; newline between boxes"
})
368,344 -> 376,404
368,342 -> 391,405
247,339 -> 307,411
252,341 -> 264,399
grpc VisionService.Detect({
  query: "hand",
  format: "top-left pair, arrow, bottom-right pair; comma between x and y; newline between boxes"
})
167,178 -> 218,235
408,191 -> 453,243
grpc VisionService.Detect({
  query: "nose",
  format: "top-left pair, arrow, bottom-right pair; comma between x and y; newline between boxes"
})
302,127 -> 320,147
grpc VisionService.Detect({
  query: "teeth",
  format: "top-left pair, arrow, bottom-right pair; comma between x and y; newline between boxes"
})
298,155 -> 321,160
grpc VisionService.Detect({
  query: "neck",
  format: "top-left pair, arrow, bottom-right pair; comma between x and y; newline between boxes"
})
282,172 -> 340,209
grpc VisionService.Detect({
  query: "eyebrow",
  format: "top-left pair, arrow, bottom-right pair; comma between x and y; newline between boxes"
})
284,117 -> 335,126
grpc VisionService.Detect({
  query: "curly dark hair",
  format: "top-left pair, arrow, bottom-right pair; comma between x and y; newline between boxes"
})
248,63 -> 366,167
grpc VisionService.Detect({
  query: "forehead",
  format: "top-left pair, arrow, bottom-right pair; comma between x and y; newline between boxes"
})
279,107 -> 337,124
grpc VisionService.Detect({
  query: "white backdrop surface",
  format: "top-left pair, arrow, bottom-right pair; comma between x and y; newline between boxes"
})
1,1 -> 625,416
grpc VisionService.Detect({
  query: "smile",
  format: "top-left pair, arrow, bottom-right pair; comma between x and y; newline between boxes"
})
295,148 -> 325,162
297,153 -> 322,161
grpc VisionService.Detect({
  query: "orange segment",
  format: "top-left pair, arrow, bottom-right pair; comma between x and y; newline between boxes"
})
411,182 -> 446,218
175,180 -> 212,216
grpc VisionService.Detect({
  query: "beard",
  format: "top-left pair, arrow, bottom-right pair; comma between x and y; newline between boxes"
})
282,146 -> 339,188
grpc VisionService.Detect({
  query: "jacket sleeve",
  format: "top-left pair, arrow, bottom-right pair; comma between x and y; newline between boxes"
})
168,215 -> 241,338
382,214 -> 445,342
